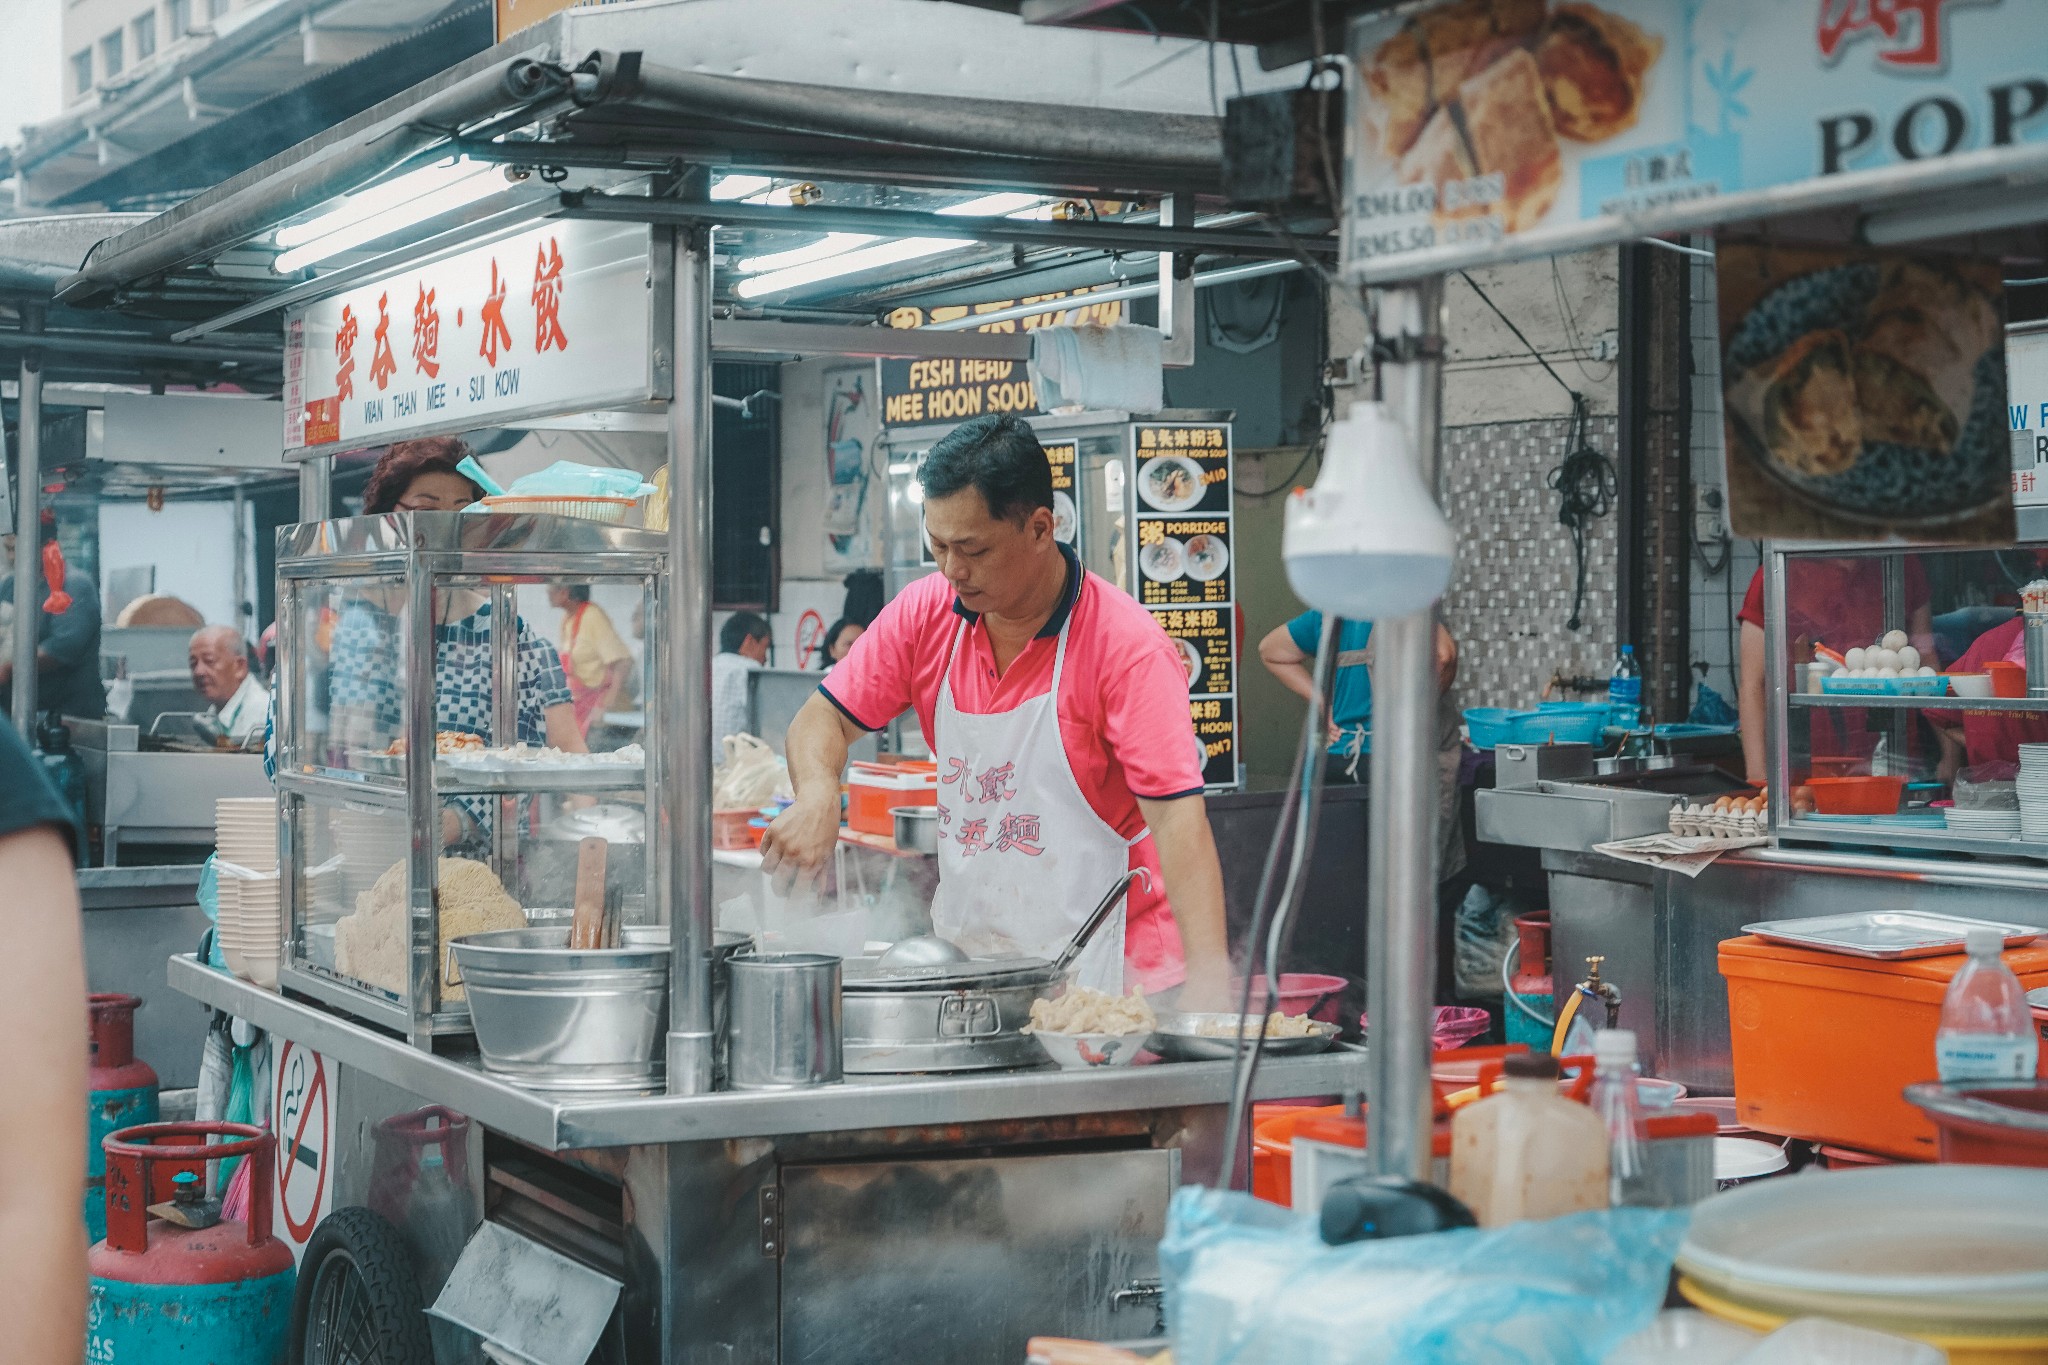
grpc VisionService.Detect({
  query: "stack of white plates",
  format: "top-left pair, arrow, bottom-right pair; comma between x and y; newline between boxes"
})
1945,807 -> 2023,839
2021,745 -> 2048,842
215,798 -> 280,989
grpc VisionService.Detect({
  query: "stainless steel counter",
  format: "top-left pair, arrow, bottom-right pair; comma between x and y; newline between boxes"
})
168,954 -> 1363,1152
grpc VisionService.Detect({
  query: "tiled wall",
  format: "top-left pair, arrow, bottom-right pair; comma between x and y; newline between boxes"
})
1441,414 -> 1622,711
1687,243 -> 1764,709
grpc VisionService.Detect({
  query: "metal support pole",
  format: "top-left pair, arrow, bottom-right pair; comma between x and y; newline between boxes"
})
665,226 -> 717,1095
1364,276 -> 1446,1183
297,457 -> 332,523
232,487 -> 249,634
1157,191 -> 1196,369
12,304 -> 46,740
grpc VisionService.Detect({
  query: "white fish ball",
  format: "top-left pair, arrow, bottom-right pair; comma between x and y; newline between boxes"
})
1899,645 -> 1921,670
1882,629 -> 1909,651
1846,648 -> 1867,670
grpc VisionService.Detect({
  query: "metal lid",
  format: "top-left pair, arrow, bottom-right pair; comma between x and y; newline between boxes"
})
839,953 -> 1055,991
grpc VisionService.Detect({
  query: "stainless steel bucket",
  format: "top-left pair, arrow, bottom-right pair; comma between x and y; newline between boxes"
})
450,927 -> 670,1091
890,805 -> 939,855
450,926 -> 750,1092
728,952 -> 843,1090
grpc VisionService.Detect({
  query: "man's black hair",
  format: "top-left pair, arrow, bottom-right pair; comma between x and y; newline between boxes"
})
918,413 -> 1053,524
720,611 -> 772,654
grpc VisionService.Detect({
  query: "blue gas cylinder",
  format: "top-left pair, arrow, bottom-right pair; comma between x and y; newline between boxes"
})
87,994 -> 158,1244
88,1122 -> 295,1365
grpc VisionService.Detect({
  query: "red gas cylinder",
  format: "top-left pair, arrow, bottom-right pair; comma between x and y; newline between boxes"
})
1506,913 -> 1556,1052
88,1122 -> 296,1365
87,994 -> 159,1243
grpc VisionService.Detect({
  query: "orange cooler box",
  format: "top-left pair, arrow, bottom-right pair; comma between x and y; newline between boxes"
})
1718,935 -> 2048,1160
846,762 -> 937,837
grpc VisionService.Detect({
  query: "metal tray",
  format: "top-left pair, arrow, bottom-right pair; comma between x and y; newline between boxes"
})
1147,1012 -> 1341,1062
1742,912 -> 2042,960
435,760 -> 645,792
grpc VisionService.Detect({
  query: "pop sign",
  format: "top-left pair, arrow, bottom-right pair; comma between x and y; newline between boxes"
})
283,219 -> 660,453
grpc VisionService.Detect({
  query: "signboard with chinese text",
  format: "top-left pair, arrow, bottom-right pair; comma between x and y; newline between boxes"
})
283,219 -> 658,454
2011,325 -> 2048,508
879,287 -> 1126,429
1046,439 -> 1079,545
1133,422 -> 1238,788
1344,0 -> 2048,282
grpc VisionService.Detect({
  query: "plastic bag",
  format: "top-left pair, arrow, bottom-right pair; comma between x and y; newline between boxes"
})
1454,883 -> 1520,999
714,733 -> 790,809
197,855 -> 228,970
1160,1187 -> 1687,1365
503,460 -> 656,501
1955,761 -> 2020,811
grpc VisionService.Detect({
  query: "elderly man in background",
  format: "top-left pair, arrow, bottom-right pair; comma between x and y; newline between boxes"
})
712,611 -> 772,744
189,625 -> 269,741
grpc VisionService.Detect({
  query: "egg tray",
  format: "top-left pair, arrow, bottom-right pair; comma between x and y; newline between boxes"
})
1669,809 -> 1766,839
1819,675 -> 1946,696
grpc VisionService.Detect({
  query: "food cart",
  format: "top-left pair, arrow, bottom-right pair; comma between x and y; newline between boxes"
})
56,4 -> 1354,1360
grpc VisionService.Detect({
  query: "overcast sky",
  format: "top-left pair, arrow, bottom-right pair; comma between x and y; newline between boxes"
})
0,0 -> 64,152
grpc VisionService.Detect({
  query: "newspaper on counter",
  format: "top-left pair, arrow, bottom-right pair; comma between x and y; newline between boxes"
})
1592,832 -> 1766,879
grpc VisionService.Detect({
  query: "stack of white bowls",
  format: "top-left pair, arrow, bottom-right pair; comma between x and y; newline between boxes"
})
215,798 -> 281,988
2020,745 -> 2048,843
331,808 -> 396,913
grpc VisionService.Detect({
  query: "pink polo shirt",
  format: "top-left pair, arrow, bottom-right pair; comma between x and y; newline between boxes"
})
819,546 -> 1204,992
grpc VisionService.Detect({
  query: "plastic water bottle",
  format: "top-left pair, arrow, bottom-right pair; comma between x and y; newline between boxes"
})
1608,645 -> 1643,730
1935,927 -> 2038,1083
1589,1029 -> 1645,1207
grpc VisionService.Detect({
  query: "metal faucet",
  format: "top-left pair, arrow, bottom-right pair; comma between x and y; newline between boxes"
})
1579,955 -> 1622,1029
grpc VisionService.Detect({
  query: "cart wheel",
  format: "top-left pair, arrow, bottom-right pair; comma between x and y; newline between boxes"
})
290,1206 -> 435,1365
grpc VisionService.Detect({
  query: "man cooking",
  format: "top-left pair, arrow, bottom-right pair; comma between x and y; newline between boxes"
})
188,625 -> 269,742
762,413 -> 1230,1007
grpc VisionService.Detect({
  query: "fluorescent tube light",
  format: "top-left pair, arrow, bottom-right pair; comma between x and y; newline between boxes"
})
711,174 -> 774,201
733,193 -> 1053,299
273,159 -> 503,272
736,233 -> 881,275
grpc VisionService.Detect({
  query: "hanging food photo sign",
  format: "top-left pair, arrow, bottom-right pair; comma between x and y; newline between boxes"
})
1133,422 -> 1239,790
1717,240 -> 2011,542
1343,0 -> 2048,282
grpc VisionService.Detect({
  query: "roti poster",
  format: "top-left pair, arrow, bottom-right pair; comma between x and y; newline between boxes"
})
1717,240 -> 2012,543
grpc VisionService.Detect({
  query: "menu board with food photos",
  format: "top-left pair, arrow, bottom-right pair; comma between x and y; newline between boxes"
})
1134,422 -> 1238,788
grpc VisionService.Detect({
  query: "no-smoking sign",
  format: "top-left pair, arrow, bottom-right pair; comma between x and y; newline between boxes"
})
273,1040 -> 334,1260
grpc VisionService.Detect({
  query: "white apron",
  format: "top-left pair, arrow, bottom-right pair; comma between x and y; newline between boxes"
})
929,614 -> 1143,993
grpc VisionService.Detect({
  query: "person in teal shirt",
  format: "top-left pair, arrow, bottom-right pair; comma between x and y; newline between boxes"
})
1258,610 -> 1460,782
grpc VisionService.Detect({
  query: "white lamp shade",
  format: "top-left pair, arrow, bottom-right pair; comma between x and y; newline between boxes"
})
1283,402 -> 1454,621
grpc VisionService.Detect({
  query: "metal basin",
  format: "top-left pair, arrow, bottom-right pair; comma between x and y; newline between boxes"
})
449,926 -> 748,1092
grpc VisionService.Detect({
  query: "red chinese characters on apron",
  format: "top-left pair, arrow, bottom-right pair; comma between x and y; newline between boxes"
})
929,616 -> 1143,993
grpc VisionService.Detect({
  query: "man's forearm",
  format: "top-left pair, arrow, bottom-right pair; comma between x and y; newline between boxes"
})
786,696 -> 854,802
1142,796 -> 1228,997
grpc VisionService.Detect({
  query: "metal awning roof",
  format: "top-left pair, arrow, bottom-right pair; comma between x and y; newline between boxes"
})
56,0 -> 1334,341
0,215 -> 281,388
6,0 -> 486,211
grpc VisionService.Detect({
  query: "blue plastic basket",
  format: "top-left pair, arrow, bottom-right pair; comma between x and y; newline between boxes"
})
1463,707 -> 1528,749
1519,710 -> 1608,746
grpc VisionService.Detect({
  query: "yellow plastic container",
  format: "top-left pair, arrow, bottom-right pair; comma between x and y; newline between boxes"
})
1680,1278 -> 2048,1364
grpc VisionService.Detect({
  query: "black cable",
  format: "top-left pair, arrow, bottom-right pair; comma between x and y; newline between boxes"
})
1216,614 -> 1338,1189
1458,270 -> 1575,398
1547,393 -> 1616,632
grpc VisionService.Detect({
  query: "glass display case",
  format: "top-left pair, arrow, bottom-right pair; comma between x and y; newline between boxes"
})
1763,507 -> 2048,862
273,512 -> 667,1045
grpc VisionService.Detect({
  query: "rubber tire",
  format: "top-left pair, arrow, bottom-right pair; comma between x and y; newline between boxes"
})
289,1205 -> 436,1365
